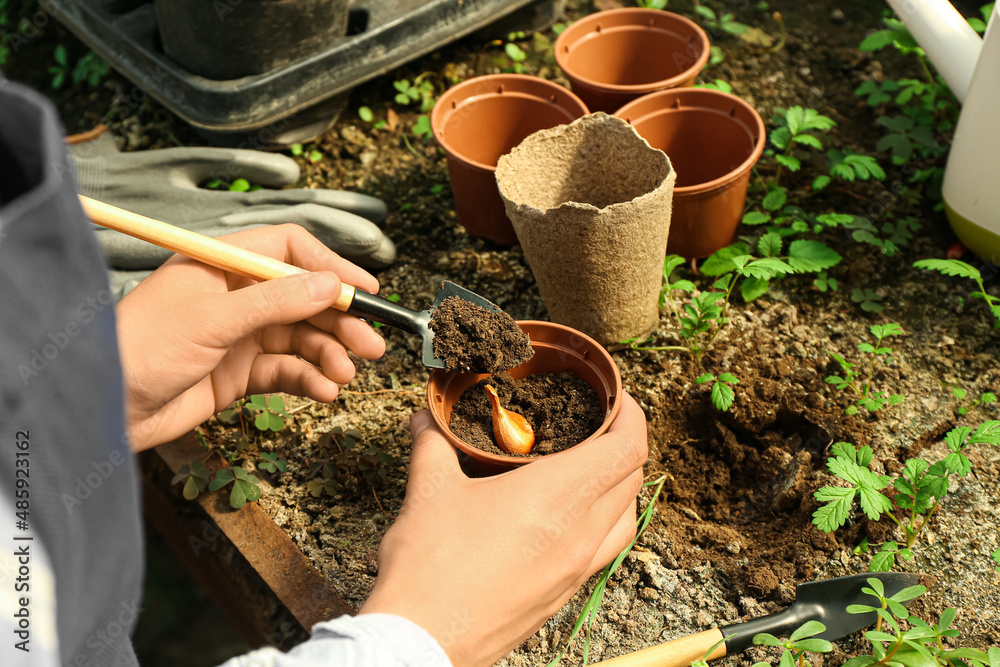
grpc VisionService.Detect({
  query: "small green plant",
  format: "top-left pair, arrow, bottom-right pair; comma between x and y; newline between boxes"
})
814,422 -> 1000,571
72,51 -> 109,87
245,394 -> 290,432
913,258 -> 1000,329
358,106 -> 374,123
703,238 -> 838,302
851,288 -> 884,313
992,548 -> 1000,572
208,466 -> 262,510
49,44 -> 70,89
636,0 -> 668,9
696,372 -> 739,412
693,79 -> 732,93
547,475 -> 666,666
840,577 -> 1000,667
306,427 -> 395,500
393,74 -> 436,113
204,177 -> 263,193
504,31 -> 528,73
693,5 -> 749,36
950,387 -> 997,416
766,106 -> 837,192
825,323 -> 905,415
412,114 -> 433,139
849,217 -> 921,256
812,149 -> 886,191
750,620 -> 833,667
814,271 -> 838,293
257,452 -> 288,474
171,460 -> 212,500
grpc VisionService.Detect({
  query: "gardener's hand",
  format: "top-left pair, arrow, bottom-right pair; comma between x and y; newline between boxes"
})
360,393 -> 648,667
70,130 -> 396,272
116,224 -> 385,452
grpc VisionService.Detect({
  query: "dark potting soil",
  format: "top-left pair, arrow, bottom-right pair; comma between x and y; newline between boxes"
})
449,371 -> 603,457
428,296 -> 533,373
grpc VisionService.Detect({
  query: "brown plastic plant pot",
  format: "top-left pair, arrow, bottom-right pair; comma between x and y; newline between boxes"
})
614,88 -> 766,259
430,75 -> 589,245
554,8 -> 711,114
426,321 -> 623,476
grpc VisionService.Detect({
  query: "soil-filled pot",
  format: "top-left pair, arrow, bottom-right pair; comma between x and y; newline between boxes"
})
495,113 -> 676,346
554,8 -> 710,113
430,74 -> 589,245
155,0 -> 350,80
615,88 -> 766,259
427,321 -> 623,475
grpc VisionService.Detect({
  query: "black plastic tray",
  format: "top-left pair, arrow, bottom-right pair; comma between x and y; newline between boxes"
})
43,0 -> 560,137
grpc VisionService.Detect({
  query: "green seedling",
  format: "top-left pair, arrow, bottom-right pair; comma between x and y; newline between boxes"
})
696,372 -> 740,412
950,386 -> 997,416
812,149 -> 886,191
72,51 -> 108,87
852,288 -> 884,313
690,635 -> 729,667
208,466 -> 262,510
171,460 -> 212,500
412,114 -> 433,140
547,475 -> 666,666
204,177 -> 264,192
825,323 -> 905,415
766,106 -> 836,192
636,0 -> 668,9
358,106 -> 374,123
693,5 -> 749,37
393,74 -> 436,113
849,217 -> 921,256
245,394 -> 290,432
840,577 -> 999,667
704,238 -> 837,302
708,45 -> 725,66
814,422 -> 1000,571
750,620 -> 833,667
307,427 -> 395,500
913,258 -> 1000,329
814,271 -> 838,293
49,44 -> 70,89
693,79 -> 733,93
257,452 -> 287,474
992,548 -> 1000,572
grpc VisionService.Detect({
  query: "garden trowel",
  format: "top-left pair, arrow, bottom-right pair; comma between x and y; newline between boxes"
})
80,195 -> 504,370
595,572 -> 923,666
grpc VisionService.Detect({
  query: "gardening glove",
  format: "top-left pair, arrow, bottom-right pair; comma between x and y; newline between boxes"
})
68,129 -> 396,274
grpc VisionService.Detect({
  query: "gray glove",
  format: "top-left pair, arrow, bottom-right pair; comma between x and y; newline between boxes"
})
70,133 -> 396,274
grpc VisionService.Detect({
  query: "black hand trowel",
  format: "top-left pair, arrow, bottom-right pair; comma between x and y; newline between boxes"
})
596,572 -> 923,667
80,196 -> 512,371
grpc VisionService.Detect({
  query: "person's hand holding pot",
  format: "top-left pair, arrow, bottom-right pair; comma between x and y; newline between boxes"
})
361,393 -> 649,666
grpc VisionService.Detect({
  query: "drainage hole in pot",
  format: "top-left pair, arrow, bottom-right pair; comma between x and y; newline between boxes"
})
449,372 -> 603,457
347,9 -> 369,36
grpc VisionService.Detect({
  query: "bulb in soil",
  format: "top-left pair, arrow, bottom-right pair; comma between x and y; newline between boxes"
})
485,385 -> 535,455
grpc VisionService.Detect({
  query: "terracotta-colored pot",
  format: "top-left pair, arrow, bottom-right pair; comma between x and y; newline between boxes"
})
554,8 -> 710,114
431,75 -> 589,245
615,88 -> 766,259
426,321 -> 623,475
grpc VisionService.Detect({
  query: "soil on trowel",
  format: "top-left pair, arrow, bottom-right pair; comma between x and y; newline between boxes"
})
429,295 -> 534,373
449,371 -> 603,456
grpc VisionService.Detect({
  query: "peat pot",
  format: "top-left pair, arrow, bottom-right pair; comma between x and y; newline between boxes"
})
430,74 -> 589,244
495,113 -> 676,346
554,8 -> 710,113
615,88 -> 766,259
155,0 -> 350,80
426,321 -> 623,475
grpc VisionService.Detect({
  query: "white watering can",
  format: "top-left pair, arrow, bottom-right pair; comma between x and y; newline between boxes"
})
886,0 -> 1000,262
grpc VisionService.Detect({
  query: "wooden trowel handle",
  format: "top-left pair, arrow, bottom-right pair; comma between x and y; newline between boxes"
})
595,628 -> 727,667
80,195 -> 356,311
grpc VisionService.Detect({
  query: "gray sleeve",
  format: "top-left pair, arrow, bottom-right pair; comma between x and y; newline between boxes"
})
220,614 -> 453,667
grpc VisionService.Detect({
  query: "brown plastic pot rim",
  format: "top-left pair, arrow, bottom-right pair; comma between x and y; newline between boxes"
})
431,74 -> 589,173
615,88 -> 766,195
554,10 -> 710,94
426,320 -> 623,467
